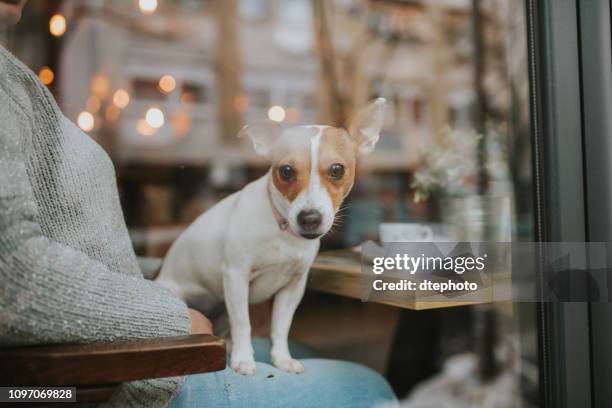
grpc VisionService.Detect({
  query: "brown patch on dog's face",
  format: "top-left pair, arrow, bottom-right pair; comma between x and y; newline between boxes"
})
271,155 -> 310,201
270,129 -> 313,201
318,127 -> 357,210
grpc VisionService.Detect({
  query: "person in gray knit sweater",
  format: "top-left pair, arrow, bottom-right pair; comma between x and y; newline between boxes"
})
0,2 -> 397,407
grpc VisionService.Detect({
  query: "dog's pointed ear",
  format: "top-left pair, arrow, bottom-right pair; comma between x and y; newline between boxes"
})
348,98 -> 386,155
238,120 -> 282,158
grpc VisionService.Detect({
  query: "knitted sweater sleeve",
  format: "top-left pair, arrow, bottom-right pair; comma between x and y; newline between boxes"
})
0,91 -> 191,346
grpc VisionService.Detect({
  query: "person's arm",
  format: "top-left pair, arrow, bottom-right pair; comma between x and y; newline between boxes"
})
0,93 -> 191,346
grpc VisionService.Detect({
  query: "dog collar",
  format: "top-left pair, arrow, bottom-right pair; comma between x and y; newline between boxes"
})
266,182 -> 295,235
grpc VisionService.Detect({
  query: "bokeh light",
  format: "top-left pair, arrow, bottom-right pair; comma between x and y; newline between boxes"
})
138,0 -> 158,15
268,105 -> 286,122
77,111 -> 95,132
38,66 -> 54,85
91,74 -> 110,98
158,75 -> 176,93
105,104 -> 120,122
145,107 -> 165,128
113,89 -> 130,109
49,14 -> 66,37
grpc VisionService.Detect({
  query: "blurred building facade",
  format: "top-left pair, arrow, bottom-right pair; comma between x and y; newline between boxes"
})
55,0 -> 513,171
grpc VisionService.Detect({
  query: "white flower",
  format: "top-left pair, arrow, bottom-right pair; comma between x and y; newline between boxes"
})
412,127 -> 483,201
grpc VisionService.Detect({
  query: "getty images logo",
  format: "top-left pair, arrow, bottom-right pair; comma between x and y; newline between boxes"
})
371,253 -> 488,275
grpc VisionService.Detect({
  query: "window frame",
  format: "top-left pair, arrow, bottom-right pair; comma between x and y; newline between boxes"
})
527,0 -> 612,406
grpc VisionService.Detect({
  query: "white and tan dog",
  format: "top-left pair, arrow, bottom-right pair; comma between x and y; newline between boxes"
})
156,98 -> 386,376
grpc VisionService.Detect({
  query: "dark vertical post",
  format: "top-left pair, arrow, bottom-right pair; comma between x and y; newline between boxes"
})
313,0 -> 345,127
471,0 -> 498,382
471,0 -> 488,195
215,0 -> 242,142
578,1 -> 612,407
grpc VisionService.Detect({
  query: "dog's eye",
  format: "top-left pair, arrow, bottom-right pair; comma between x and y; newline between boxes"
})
329,163 -> 345,180
279,165 -> 295,181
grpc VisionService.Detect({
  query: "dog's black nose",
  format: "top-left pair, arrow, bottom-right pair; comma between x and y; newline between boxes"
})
297,210 -> 322,231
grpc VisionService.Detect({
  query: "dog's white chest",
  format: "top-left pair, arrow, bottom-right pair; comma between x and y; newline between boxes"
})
247,239 -> 316,303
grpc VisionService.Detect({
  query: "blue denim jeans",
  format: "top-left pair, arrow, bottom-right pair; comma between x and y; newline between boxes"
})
168,338 -> 397,408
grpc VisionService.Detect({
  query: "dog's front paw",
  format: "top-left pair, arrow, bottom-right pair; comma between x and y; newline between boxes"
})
231,358 -> 257,376
272,357 -> 304,374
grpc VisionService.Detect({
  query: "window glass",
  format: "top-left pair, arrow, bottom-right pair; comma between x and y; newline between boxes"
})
3,0 -> 536,404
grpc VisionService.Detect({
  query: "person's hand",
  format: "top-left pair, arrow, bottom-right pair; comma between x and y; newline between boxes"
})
189,308 -> 213,335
